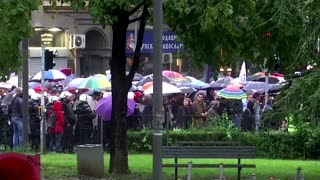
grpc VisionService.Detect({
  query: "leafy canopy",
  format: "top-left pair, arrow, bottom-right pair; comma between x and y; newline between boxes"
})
0,0 -> 40,81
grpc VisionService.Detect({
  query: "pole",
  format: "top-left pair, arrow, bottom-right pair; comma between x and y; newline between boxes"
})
21,39 -> 30,146
40,46 -> 46,153
153,0 -> 163,179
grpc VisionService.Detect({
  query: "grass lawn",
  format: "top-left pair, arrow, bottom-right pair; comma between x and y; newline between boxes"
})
41,153 -> 320,179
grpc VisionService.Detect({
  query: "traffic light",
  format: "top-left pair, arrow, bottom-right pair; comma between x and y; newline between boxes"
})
44,50 -> 56,71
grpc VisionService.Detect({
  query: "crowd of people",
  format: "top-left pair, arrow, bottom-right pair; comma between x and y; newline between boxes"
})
0,84 -> 278,152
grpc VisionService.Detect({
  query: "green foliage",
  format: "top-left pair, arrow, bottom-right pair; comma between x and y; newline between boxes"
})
275,69 -> 320,126
0,0 -> 40,80
127,127 -> 320,159
164,0 -> 319,74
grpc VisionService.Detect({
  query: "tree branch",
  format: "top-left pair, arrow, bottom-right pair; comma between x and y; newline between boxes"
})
126,2 -> 151,90
128,0 -> 147,16
128,16 -> 144,24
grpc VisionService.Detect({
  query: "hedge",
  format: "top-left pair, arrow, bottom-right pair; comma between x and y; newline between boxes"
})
127,127 -> 320,159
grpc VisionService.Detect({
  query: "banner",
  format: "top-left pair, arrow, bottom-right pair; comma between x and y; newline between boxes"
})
126,31 -> 183,54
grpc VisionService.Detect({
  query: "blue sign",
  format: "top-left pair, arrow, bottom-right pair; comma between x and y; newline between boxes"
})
126,31 -> 183,54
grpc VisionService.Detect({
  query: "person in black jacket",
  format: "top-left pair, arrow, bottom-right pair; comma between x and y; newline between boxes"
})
59,91 -> 77,153
29,93 -> 41,151
74,94 -> 96,145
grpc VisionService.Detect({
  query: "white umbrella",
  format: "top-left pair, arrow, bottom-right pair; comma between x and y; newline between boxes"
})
144,82 -> 182,95
30,69 -> 67,82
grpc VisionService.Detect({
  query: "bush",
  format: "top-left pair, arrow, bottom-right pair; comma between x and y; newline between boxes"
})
127,126 -> 320,159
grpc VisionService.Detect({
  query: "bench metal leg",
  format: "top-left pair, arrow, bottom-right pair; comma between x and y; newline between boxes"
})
175,158 -> 178,180
187,161 -> 192,180
238,158 -> 241,180
219,163 -> 224,180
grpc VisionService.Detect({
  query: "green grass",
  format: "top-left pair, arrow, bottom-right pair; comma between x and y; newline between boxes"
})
41,153 -> 320,179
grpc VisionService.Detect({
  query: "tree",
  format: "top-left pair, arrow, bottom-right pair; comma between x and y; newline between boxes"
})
0,0 -> 41,81
52,0 -> 151,174
163,0 -> 313,74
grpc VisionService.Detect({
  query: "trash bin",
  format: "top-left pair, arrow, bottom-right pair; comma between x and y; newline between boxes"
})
76,144 -> 105,178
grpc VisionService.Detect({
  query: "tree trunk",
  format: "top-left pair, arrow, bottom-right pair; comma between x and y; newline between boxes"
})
109,10 -> 130,174
108,3 -> 150,174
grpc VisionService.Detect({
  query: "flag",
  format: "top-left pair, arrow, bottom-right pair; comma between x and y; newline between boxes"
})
239,62 -> 246,83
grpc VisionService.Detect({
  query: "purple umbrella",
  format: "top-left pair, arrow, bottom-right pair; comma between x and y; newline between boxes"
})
95,95 -> 136,121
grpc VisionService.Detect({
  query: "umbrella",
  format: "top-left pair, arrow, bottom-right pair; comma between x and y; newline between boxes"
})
62,74 -> 79,85
0,82 -> 14,90
217,88 -> 247,100
28,82 -> 40,89
178,86 -> 197,94
77,76 -> 111,89
216,77 -> 234,84
144,82 -> 182,95
60,68 -> 72,76
64,78 -> 85,89
126,72 -> 143,81
33,85 -> 48,93
244,81 -> 270,91
95,95 -> 136,121
246,72 -> 265,81
30,69 -> 67,82
185,76 -> 208,89
226,82 -> 243,89
135,74 -> 171,86
209,81 -> 225,90
162,70 -> 185,81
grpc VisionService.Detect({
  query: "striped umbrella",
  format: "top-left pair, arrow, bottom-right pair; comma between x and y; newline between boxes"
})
217,88 -> 247,100
30,69 -> 67,82
77,76 -> 111,89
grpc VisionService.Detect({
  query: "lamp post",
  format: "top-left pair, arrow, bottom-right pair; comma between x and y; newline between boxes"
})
153,0 -> 163,179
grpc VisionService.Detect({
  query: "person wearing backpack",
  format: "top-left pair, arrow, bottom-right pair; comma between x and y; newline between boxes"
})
48,100 -> 64,152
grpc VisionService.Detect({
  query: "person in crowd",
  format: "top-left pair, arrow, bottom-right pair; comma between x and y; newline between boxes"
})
206,100 -> 220,126
48,100 -> 64,152
59,91 -> 77,153
74,94 -> 96,145
29,93 -> 41,151
141,94 -> 153,128
11,88 -> 24,148
163,96 -> 173,129
170,93 -> 184,123
242,100 -> 255,131
253,92 -> 262,132
175,97 -> 193,129
192,92 -> 207,128
0,104 -> 12,149
206,88 -> 217,105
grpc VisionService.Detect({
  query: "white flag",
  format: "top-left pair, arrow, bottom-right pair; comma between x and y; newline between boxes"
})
239,62 -> 246,83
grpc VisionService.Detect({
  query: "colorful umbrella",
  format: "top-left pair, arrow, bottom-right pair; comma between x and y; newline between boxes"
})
95,95 -> 136,121
217,88 -> 247,100
77,76 -> 111,89
144,82 -> 182,95
162,70 -> 185,81
30,69 -> 67,82
33,85 -> 48,93
185,76 -> 208,89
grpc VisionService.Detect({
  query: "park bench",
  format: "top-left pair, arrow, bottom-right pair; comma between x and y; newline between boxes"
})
162,141 -> 256,180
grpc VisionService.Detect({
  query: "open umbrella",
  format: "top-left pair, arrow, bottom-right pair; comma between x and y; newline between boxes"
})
162,70 -> 185,81
144,82 -> 182,95
77,76 -> 111,89
95,95 -> 136,121
217,88 -> 247,100
59,68 -> 72,76
244,81 -> 270,91
185,76 -> 208,89
135,74 -> 171,86
30,69 -> 67,82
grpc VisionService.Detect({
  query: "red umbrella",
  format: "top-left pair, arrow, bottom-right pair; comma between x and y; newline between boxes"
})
33,85 -> 48,93
60,68 -> 72,76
